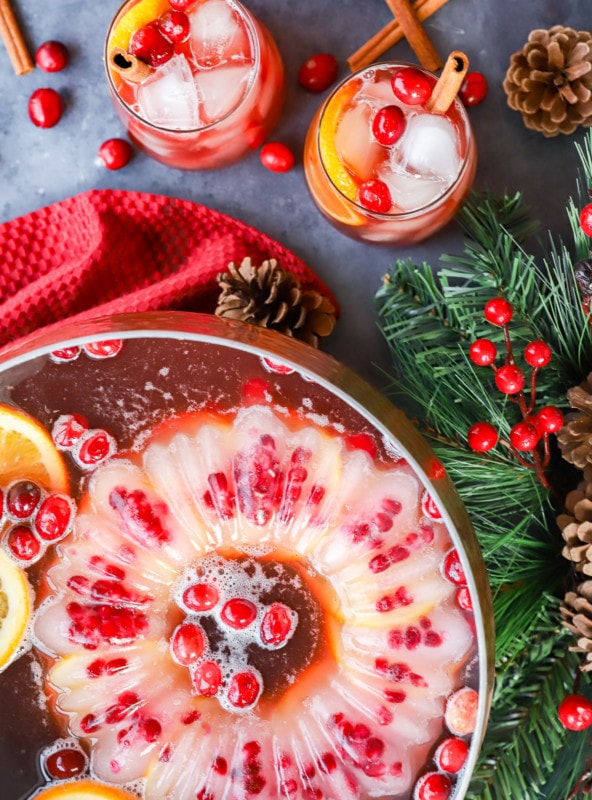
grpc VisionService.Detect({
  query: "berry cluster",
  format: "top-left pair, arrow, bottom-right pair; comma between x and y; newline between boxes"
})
2,479 -> 74,565
466,298 -> 564,486
52,414 -> 116,472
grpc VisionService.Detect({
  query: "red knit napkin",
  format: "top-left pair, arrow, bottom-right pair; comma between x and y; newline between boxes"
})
0,189 -> 337,352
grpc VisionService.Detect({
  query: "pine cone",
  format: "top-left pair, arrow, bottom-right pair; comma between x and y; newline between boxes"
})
560,583 -> 592,671
557,373 -> 592,469
503,25 -> 592,137
215,257 -> 336,348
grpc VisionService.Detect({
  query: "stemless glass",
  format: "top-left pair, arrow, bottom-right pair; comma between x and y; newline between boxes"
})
105,0 -> 285,170
303,61 -> 477,245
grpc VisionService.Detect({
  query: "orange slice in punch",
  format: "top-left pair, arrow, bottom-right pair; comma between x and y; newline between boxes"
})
0,548 -> 31,672
318,79 -> 362,203
109,0 -> 171,52
32,780 -> 138,800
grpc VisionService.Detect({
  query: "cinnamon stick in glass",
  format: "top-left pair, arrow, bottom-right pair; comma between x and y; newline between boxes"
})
426,50 -> 469,114
0,0 -> 33,75
108,47 -> 152,84
383,0 -> 442,72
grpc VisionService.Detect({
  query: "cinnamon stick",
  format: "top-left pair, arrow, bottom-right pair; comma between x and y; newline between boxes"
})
347,0 -> 449,72
425,50 -> 469,114
108,46 -> 152,84
383,0 -> 441,72
0,0 -> 33,75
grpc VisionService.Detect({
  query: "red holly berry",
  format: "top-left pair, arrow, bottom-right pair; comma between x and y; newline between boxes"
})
524,341 -> 552,368
391,67 -> 432,105
509,421 -> 540,451
469,338 -> 497,366
495,364 -> 525,395
372,105 -> 406,145
260,142 -> 295,173
536,405 -> 564,433
459,71 -> 488,107
580,203 -> 592,237
484,297 -> 513,326
28,88 -> 63,128
130,22 -> 174,67
467,421 -> 498,452
158,10 -> 191,44
358,180 -> 392,213
558,693 -> 592,731
35,40 -> 69,72
298,53 -> 339,93
98,138 -> 133,170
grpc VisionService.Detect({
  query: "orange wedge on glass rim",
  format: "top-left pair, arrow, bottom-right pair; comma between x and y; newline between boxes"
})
109,0 -> 171,51
32,780 -> 138,800
318,78 -> 361,204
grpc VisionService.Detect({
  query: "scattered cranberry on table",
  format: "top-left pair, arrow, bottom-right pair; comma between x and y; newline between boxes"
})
459,71 -> 488,107
35,40 -> 69,72
259,141 -> 295,173
297,52 -> 339,92
98,138 -> 134,170
28,87 -> 63,128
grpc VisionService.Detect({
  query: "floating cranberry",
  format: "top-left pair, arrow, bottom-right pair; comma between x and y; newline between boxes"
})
435,737 -> 469,773
495,364 -> 525,395
75,429 -> 116,468
183,581 -> 220,611
260,603 -> 296,648
192,660 -> 222,696
220,597 -> 257,630
43,747 -> 86,780
415,771 -> 452,800
171,622 -> 206,666
50,345 -> 81,362
580,203 -> 592,237
130,21 -> 175,67
34,494 -> 73,541
456,585 -> 473,611
372,105 -> 406,146
558,693 -> 592,731
35,40 -> 69,72
524,340 -> 552,368
226,669 -> 262,709
467,421 -> 498,452
52,413 -> 89,450
6,525 -> 41,562
358,180 -> 392,213
169,0 -> 198,9
442,549 -> 466,586
509,421 -> 540,452
298,52 -> 339,92
98,138 -> 133,170
7,480 -> 41,519
536,405 -> 564,433
158,10 -> 191,43
484,297 -> 513,326
83,339 -> 124,358
459,71 -> 488,107
28,87 -> 63,128
260,141 -> 295,173
469,338 -> 497,366
446,687 -> 479,735
392,67 -> 432,105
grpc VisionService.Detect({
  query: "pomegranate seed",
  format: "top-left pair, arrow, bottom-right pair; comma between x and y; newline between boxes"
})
424,630 -> 443,647
139,716 -> 162,742
459,71 -> 488,107
171,622 -> 206,665
298,52 -> 339,92
484,297 -> 513,326
536,405 -> 564,434
67,574 -> 90,595
6,525 -> 41,561
415,771 -> 452,800
98,138 -> 133,170
28,87 -> 63,128
86,658 -> 106,678
105,691 -> 140,724
158,10 -> 190,43
372,105 -> 406,145
83,339 -> 123,358
213,755 -> 228,774
220,597 -> 257,629
35,40 -> 69,72
183,581 -> 219,612
435,737 -> 469,773
580,203 -> 592,236
524,340 -> 552,368
442,549 -> 466,585
345,432 -> 377,457
76,429 -> 116,467
34,494 -> 73,541
467,421 -> 498,452
7,480 -> 41,519
43,747 -> 86,780
181,709 -> 201,724
89,556 -> 126,581
192,660 -> 222,696
226,669 -> 262,709
558,693 -> 592,731
52,413 -> 89,449
319,752 -> 337,773
169,0 -> 198,9
260,603 -> 296,648
376,586 -> 413,612
109,487 -> 170,546
469,338 -> 497,366
260,142 -> 295,173
392,67 -> 432,105
130,22 -> 174,67
80,713 -> 100,734
358,180 -> 392,213
404,626 -> 421,650
384,689 -> 406,704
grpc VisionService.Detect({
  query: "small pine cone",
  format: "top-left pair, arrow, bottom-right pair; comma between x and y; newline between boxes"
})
560,584 -> 592,671
503,25 -> 592,137
559,480 -> 592,575
215,257 -> 336,348
557,373 -> 592,469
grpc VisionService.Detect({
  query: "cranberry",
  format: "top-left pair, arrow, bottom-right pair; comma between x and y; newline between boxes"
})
171,622 -> 206,665
34,494 -> 73,541
6,525 -> 41,562
260,603 -> 296,647
183,581 -> 219,611
372,105 -> 406,146
35,40 -> 69,72
28,87 -> 63,128
298,53 -> 339,92
226,669 -> 262,709
467,421 -> 498,452
435,737 -> 469,773
358,180 -> 392,213
260,142 -> 295,173
495,364 -> 525,394
580,203 -> 592,237
7,480 -> 41,519
220,597 -> 257,629
98,138 -> 133,170
169,0 -> 198,9
52,413 -> 89,449
158,10 -> 191,43
510,421 -> 540,451
130,22 -> 175,67
456,586 -> 473,611
83,339 -> 123,358
50,346 -> 81,362
524,340 -> 552,368
459,71 -> 488,107
76,429 -> 116,467
415,771 -> 452,800
391,67 -> 432,105
192,660 -> 222,696
469,338 -> 497,366
442,549 -> 466,585
558,693 -> 592,731
536,405 -> 564,433
484,297 -> 513,326
43,747 -> 86,780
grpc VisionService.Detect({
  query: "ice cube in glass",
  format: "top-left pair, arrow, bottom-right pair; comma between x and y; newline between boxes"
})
137,54 -> 200,130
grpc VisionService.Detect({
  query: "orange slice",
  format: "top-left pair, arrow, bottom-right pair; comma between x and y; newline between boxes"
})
318,79 -> 361,202
0,548 -> 31,671
32,780 -> 138,800
109,0 -> 171,52
0,404 -> 68,492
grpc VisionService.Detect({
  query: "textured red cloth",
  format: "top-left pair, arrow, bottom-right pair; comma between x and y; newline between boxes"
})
0,189 -> 336,352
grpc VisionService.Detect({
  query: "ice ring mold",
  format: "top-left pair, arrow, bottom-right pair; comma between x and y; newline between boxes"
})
0,312 -> 494,800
